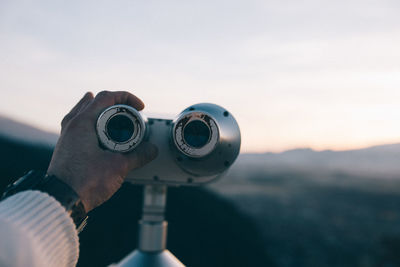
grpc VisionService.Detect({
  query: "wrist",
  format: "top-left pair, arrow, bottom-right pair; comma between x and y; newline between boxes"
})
46,169 -> 91,213
40,174 -> 88,230
2,170 -> 88,233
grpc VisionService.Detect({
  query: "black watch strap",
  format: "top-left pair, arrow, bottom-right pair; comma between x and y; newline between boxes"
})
2,170 -> 88,233
39,174 -> 88,232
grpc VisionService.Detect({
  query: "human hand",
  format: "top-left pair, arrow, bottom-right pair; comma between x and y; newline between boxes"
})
47,91 -> 158,212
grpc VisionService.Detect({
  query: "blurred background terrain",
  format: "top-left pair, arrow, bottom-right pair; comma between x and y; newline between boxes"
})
2,117 -> 400,267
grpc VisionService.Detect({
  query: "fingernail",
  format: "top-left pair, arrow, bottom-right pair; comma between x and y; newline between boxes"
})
84,92 -> 94,99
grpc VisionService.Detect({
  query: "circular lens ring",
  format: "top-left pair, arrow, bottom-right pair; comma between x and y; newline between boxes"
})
96,105 -> 146,152
173,112 -> 219,158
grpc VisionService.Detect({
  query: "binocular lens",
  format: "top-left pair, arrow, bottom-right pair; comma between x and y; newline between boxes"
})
183,120 -> 210,148
97,104 -> 146,152
106,114 -> 135,143
173,111 -> 219,158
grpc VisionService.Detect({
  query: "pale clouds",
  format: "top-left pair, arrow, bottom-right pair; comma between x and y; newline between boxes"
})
0,0 -> 399,152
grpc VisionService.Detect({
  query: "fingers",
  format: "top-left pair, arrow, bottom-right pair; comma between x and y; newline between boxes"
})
125,142 -> 158,170
85,91 -> 145,119
61,92 -> 94,129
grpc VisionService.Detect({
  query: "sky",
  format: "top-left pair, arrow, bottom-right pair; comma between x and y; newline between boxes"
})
0,0 -> 400,153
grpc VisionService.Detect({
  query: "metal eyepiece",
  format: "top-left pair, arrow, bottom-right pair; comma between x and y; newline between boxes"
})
171,103 -> 241,177
96,104 -> 146,152
173,112 -> 219,158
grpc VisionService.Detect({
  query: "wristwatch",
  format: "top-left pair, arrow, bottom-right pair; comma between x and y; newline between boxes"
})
1,170 -> 88,233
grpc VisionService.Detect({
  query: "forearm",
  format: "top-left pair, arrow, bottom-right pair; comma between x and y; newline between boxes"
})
0,191 -> 79,267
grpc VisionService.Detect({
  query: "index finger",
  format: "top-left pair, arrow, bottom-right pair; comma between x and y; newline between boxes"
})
85,91 -> 145,118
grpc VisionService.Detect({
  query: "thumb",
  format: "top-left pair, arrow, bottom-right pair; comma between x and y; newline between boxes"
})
126,142 -> 158,170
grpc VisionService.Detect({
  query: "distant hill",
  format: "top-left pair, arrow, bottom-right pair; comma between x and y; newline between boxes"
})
236,144 -> 400,179
0,115 -> 58,146
1,114 -> 399,179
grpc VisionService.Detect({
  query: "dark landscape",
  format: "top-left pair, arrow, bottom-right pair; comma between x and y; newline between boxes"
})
1,117 -> 400,267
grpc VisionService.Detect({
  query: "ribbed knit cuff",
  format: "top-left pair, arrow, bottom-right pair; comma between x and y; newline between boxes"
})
0,190 -> 79,267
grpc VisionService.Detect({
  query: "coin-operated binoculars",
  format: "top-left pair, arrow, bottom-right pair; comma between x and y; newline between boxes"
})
97,103 -> 241,267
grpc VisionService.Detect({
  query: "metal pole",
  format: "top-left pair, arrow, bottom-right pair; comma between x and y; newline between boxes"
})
139,185 -> 168,252
116,185 -> 184,267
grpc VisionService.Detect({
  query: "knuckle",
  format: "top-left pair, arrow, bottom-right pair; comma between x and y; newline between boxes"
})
96,90 -> 111,99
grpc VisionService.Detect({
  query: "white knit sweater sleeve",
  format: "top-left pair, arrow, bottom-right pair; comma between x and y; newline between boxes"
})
0,190 -> 79,267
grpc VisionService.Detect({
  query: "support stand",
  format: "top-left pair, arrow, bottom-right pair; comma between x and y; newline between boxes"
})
117,185 -> 185,267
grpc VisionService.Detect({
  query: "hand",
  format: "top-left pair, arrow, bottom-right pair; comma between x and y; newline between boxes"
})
47,91 -> 158,212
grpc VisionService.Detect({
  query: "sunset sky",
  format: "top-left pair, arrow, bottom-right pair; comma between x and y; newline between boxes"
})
1,0 -> 399,153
